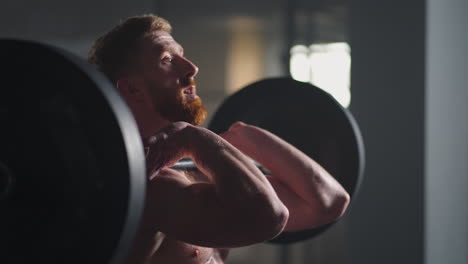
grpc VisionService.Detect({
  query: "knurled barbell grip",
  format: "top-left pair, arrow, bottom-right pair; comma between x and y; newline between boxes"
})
170,158 -> 271,175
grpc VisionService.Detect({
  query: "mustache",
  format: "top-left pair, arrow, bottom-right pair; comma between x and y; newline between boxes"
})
180,78 -> 196,87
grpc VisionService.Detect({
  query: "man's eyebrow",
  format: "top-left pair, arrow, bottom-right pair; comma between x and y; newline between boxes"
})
157,42 -> 184,55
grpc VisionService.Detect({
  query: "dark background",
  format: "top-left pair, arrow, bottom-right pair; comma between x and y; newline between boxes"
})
1,0 -> 467,263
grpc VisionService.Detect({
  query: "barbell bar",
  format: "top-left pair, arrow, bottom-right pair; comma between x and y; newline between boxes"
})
170,158 -> 272,175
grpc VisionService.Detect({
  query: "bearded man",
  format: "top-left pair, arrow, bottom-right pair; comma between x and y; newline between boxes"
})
88,14 -> 350,264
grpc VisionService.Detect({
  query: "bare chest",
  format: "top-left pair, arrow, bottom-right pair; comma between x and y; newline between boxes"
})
149,235 -> 228,264
148,170 -> 226,263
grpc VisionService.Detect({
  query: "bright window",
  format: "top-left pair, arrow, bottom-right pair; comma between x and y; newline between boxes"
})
290,42 -> 351,108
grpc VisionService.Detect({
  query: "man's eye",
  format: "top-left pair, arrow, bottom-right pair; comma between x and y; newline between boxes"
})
162,56 -> 173,63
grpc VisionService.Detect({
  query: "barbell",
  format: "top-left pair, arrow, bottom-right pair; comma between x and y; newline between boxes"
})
0,39 -> 364,263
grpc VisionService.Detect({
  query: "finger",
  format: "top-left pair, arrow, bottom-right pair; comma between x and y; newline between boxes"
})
146,150 -> 163,177
147,136 -> 187,171
145,134 -> 167,176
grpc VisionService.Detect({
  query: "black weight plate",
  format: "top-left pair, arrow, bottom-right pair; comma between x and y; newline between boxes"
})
0,39 -> 146,263
208,77 -> 364,244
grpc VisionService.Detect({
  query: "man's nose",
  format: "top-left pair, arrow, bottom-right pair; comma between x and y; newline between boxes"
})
180,57 -> 199,79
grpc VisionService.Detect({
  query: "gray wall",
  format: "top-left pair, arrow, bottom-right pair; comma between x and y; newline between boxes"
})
426,0 -> 468,263
1,0 -> 156,57
348,1 -> 468,264
347,0 -> 426,263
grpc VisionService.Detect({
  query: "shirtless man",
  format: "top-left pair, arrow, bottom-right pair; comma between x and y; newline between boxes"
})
88,14 -> 350,264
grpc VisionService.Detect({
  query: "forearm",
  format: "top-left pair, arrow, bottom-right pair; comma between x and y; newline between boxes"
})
225,124 -> 349,215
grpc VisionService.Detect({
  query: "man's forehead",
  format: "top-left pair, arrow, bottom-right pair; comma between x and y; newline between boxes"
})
150,31 -> 174,43
147,31 -> 183,52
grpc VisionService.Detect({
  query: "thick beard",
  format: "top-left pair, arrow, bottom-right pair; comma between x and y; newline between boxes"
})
156,89 -> 207,126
